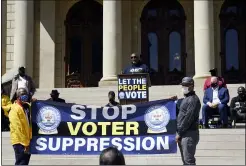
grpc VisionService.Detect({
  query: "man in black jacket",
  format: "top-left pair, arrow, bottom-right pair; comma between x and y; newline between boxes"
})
105,91 -> 119,107
230,86 -> 246,126
176,77 -> 201,165
47,90 -> 65,103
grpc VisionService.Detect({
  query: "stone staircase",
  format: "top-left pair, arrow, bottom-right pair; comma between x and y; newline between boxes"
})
1,84 -> 245,165
32,84 -> 243,118
2,129 -> 245,165
32,84 -> 243,106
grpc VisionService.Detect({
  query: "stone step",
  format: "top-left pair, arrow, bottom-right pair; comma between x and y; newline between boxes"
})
33,84 -> 244,106
2,156 -> 245,165
2,129 -> 245,165
1,140 -> 244,153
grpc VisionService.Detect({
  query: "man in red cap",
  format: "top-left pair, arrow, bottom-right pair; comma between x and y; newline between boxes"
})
203,68 -> 227,91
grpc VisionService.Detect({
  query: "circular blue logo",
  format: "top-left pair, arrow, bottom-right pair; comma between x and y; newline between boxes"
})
36,106 -> 61,133
118,92 -> 125,99
144,105 -> 170,132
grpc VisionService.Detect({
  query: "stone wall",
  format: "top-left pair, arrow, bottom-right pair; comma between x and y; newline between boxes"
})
5,0 -> 15,72
1,0 -> 7,75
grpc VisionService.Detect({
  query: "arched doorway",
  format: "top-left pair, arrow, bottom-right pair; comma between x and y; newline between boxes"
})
65,0 -> 102,87
140,0 -> 186,85
219,0 -> 246,83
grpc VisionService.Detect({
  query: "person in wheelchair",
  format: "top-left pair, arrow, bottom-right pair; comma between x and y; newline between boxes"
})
202,77 -> 230,128
230,86 -> 246,127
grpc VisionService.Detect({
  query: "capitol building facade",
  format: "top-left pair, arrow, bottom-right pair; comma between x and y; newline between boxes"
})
1,0 -> 246,88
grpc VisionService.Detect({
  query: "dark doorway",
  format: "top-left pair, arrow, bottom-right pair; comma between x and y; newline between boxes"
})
65,0 -> 103,87
140,0 -> 187,85
219,0 -> 246,83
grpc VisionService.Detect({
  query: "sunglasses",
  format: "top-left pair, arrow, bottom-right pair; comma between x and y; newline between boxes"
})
131,56 -> 138,59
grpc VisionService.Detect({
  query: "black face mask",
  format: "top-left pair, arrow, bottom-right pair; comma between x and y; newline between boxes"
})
238,93 -> 246,99
211,83 -> 218,88
19,71 -> 25,77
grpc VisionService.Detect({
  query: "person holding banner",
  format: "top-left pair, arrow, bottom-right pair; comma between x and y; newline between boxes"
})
105,91 -> 119,107
9,88 -> 32,165
122,53 -> 149,74
176,77 -> 201,165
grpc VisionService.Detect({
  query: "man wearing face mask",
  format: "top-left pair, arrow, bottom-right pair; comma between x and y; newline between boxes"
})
10,67 -> 36,102
105,91 -> 119,107
202,77 -> 230,128
230,86 -> 246,126
176,77 -> 201,165
122,53 -> 149,74
203,68 -> 227,91
9,88 -> 32,165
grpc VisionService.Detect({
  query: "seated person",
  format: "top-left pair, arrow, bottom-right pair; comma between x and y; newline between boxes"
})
99,146 -> 125,165
203,68 -> 227,91
230,86 -> 246,124
202,77 -> 229,128
122,53 -> 149,74
105,91 -> 119,107
47,90 -> 65,103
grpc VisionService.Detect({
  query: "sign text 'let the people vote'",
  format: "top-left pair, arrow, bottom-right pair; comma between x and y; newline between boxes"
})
118,78 -> 147,100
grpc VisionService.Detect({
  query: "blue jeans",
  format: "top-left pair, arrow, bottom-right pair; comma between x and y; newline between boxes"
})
202,104 -> 228,125
13,144 -> 31,165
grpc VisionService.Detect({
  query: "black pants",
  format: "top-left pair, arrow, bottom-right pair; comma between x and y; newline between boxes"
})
1,108 -> 10,131
13,144 -> 31,165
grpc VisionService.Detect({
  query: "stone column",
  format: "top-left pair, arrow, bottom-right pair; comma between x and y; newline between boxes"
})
99,0 -> 122,86
1,0 -> 7,75
39,1 -> 55,88
14,0 -> 34,77
193,0 -> 214,85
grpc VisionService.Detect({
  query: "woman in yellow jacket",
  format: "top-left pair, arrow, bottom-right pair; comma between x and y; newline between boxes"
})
1,88 -> 12,131
9,88 -> 32,165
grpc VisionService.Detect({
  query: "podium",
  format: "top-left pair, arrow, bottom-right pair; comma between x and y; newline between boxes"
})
118,73 -> 151,105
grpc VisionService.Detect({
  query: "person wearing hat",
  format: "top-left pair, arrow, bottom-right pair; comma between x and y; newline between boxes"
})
47,90 -> 65,103
10,66 -> 36,102
203,68 -> 227,91
105,91 -> 119,107
176,77 -> 201,165
230,86 -> 246,127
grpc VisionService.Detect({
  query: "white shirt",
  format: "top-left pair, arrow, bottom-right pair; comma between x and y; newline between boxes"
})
17,76 -> 29,93
212,87 -> 221,104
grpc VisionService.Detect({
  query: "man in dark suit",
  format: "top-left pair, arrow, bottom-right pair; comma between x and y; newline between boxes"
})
203,68 -> 227,91
202,77 -> 230,128
47,90 -> 65,103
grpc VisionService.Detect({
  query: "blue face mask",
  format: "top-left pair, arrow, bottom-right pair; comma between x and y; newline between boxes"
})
19,95 -> 29,102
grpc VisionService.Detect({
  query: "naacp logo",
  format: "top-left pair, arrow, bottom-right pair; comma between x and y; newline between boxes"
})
119,92 -> 125,99
144,105 -> 170,133
37,106 -> 61,135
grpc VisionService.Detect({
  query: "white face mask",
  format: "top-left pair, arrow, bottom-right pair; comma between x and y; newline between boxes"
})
182,86 -> 189,95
